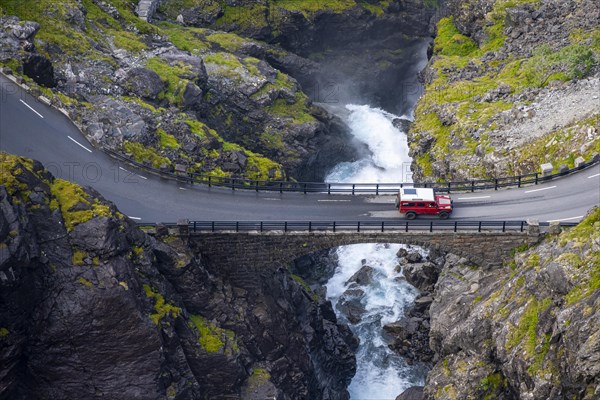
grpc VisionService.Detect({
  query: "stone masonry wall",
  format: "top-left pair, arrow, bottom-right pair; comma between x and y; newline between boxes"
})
188,231 -> 537,288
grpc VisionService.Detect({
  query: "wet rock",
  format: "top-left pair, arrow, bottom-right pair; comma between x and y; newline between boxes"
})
403,261 -> 440,292
345,265 -> 374,286
336,295 -> 366,325
395,386 -> 424,400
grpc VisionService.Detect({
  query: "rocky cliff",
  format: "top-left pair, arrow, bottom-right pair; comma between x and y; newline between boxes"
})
417,207 -> 600,399
0,152 -> 357,399
409,0 -> 600,181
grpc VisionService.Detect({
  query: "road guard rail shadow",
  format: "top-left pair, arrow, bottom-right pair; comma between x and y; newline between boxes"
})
107,149 -> 599,195
138,220 -> 578,233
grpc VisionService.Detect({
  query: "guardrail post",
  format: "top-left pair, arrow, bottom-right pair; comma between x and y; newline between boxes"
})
357,221 -> 360,232
352,184 -> 355,195
193,221 -> 197,232
430,221 -> 433,232
471,181 -> 475,192
177,218 -> 189,236
211,222 -> 215,232
279,182 -> 283,194
333,221 -> 336,233
405,222 -> 409,232
328,184 -> 331,195
447,182 -> 451,193
520,221 -> 524,232
502,221 -> 506,232
376,184 -> 379,196
534,173 -> 539,185
517,176 -> 522,188
381,222 -> 384,232
255,181 -> 259,192
527,219 -> 540,241
478,221 -> 482,232
284,222 -> 287,232
309,221 -> 312,232
235,222 -> 239,232
231,179 -> 235,190
208,176 -> 212,187
494,179 -> 498,190
260,221 -> 263,232
454,221 -> 457,232
303,183 -> 307,194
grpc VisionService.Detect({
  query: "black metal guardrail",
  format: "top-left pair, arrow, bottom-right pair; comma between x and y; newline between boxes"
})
139,220 -> 578,233
107,149 -> 599,195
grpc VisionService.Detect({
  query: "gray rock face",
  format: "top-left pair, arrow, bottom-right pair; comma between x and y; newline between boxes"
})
123,67 -> 167,100
0,155 -> 357,399
422,209 -> 600,399
396,386 -> 424,400
345,265 -> 374,286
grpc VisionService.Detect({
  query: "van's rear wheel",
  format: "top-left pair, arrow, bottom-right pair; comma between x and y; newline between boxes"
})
439,211 -> 449,219
406,212 -> 416,220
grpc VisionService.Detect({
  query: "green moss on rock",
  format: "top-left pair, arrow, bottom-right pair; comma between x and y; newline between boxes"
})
143,284 -> 182,326
51,179 -> 112,232
189,314 -> 239,354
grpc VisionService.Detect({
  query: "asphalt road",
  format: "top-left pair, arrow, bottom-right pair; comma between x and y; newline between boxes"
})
1,74 -> 599,223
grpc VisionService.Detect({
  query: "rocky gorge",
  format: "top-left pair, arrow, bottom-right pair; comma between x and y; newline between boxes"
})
1,0 -> 599,399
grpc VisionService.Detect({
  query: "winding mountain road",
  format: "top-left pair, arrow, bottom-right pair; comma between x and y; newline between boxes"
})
1,74 -> 598,223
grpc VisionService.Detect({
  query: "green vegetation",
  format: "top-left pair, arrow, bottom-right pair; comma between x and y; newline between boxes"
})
434,18 -> 478,57
506,296 -> 552,353
479,372 -> 506,400
159,23 -> 210,54
189,314 -> 238,354
266,92 -> 316,125
411,6 -> 599,180
123,141 -> 171,169
217,4 -> 269,32
113,31 -> 147,53
292,274 -> 318,301
0,328 -> 9,337
146,57 -> 192,105
51,179 -> 112,231
246,368 -> 271,390
157,129 -> 180,150
71,249 -> 88,266
207,32 -> 249,52
143,284 -> 182,326
78,277 -> 94,287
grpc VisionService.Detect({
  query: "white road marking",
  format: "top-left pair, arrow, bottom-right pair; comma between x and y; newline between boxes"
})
587,173 -> 600,179
318,199 -> 351,202
137,175 -> 147,180
119,166 -> 129,172
525,185 -> 556,193
67,136 -> 92,153
457,195 -> 491,200
179,187 -> 187,191
548,215 -> 584,222
19,99 -> 44,118
128,216 -> 142,220
263,198 -> 281,201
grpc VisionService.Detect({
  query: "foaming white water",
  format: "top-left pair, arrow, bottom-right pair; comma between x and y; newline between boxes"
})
326,244 -> 428,398
324,105 -> 426,398
325,104 -> 412,183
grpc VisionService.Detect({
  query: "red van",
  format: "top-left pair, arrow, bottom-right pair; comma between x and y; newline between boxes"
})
395,187 -> 453,219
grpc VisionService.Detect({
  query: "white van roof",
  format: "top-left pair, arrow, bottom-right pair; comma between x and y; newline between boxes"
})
399,187 -> 435,202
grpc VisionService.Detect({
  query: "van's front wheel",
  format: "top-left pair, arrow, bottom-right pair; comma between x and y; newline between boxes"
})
406,212 -> 416,220
439,211 -> 449,219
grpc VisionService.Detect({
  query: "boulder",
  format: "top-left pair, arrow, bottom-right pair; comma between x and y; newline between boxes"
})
345,265 -> 374,286
396,386 -> 424,400
122,68 -> 166,100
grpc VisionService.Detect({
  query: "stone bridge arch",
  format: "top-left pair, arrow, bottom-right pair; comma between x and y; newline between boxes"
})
188,231 -> 536,287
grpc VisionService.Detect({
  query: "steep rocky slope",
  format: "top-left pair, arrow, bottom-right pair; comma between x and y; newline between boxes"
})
0,1 -> 363,181
0,152 -> 357,399
421,207 -> 600,399
409,0 -> 600,181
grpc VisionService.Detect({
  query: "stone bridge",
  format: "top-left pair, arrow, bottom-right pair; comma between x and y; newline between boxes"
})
186,229 -> 540,286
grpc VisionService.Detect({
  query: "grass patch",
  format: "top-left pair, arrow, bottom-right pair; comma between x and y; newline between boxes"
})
78,277 -> 93,287
266,92 -> 315,125
51,179 -> 112,231
157,129 -> 180,149
434,17 -> 478,57
189,314 -> 239,354
123,141 -> 171,169
145,57 -> 191,105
